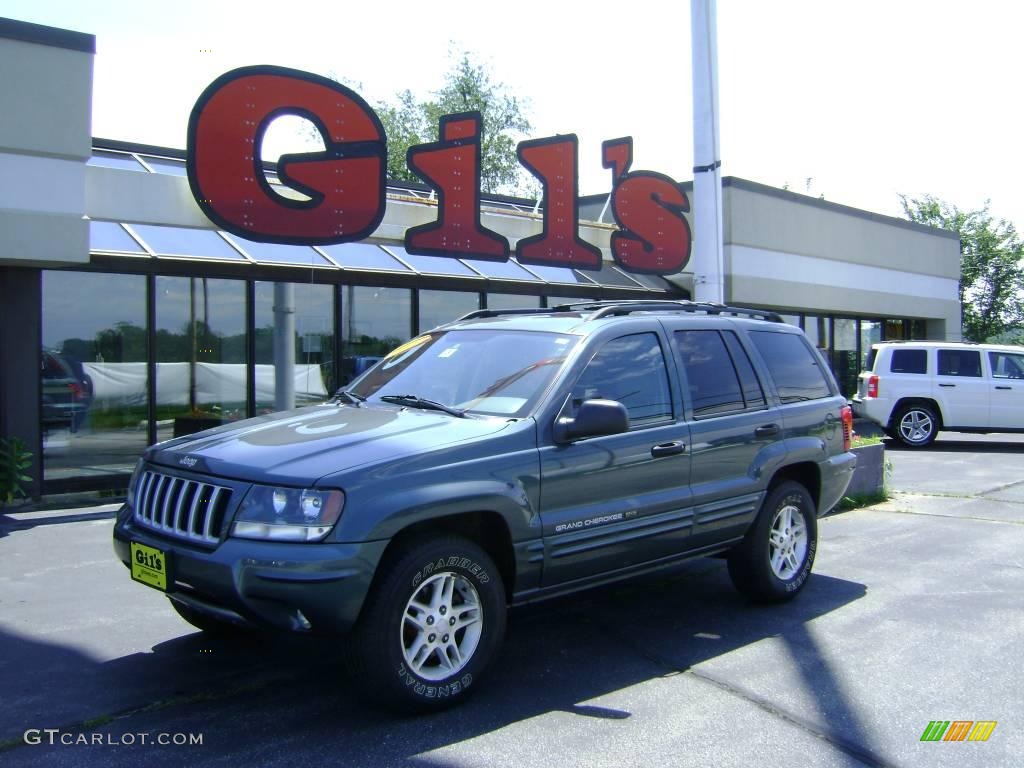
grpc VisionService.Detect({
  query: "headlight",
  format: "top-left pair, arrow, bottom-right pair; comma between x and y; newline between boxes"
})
231,485 -> 344,542
126,459 -> 144,509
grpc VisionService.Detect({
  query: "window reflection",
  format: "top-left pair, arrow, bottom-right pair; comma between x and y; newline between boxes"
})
885,319 -> 907,340
486,294 -> 542,311
860,320 -> 881,368
418,290 -> 480,333
341,286 -> 411,385
572,333 -> 673,425
830,318 -> 858,396
155,277 -> 246,441
545,296 -> 595,308
41,271 -> 148,482
254,282 -> 334,413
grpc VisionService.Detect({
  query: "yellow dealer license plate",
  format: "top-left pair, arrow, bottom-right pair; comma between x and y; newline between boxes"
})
130,542 -> 170,591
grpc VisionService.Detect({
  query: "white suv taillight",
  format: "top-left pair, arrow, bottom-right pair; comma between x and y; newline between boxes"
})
866,375 -> 879,398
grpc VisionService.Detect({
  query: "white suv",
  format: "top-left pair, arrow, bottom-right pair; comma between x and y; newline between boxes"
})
853,341 -> 1024,447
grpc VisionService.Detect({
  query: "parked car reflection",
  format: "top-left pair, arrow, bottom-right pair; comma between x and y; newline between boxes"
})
41,349 -> 91,435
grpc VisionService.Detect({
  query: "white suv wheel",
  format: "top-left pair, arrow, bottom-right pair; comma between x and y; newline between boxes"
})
895,404 -> 938,447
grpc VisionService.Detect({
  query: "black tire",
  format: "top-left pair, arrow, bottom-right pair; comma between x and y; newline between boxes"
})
168,598 -> 252,635
347,535 -> 506,713
892,403 -> 939,448
728,481 -> 818,603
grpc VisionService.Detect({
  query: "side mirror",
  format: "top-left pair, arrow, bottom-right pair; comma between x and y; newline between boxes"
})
554,398 -> 630,443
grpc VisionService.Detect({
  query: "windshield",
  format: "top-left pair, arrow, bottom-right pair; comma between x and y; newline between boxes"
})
348,330 -> 579,417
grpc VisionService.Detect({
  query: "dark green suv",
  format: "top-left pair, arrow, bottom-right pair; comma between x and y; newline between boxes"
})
113,300 -> 856,711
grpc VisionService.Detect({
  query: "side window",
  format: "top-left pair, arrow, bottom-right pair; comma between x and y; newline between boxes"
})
890,349 -> 927,374
989,351 -> 1024,379
571,333 -> 672,426
722,331 -> 767,410
674,330 -> 766,417
748,331 -> 832,403
938,349 -> 982,377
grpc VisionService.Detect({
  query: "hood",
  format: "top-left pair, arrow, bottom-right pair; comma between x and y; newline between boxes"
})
148,403 -> 515,485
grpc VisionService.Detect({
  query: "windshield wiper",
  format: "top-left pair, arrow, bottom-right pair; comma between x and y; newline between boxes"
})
380,394 -> 466,418
332,389 -> 366,405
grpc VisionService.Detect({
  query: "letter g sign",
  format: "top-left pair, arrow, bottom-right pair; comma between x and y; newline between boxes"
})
187,65 -> 387,245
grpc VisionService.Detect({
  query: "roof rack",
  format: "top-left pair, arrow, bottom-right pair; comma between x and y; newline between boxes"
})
458,300 -> 784,323
458,307 -> 558,321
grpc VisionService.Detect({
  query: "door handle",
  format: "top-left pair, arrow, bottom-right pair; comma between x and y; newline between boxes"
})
754,424 -> 780,438
651,441 -> 686,457
996,385 -> 1012,390
938,383 -> 956,387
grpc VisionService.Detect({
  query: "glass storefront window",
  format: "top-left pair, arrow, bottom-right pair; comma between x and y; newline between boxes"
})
42,271 -> 149,483
155,277 -> 247,442
860,320 -> 882,368
341,286 -> 411,385
545,296 -> 595,308
885,319 -> 907,340
803,315 -> 830,351
254,282 -> 335,414
777,314 -> 801,327
418,290 -> 481,333
832,318 -> 859,397
486,294 -> 542,311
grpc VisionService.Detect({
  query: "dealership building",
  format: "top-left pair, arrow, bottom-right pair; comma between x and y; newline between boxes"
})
0,18 -> 962,496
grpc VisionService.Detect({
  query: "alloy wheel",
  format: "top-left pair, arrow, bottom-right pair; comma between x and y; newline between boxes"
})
899,409 -> 934,444
768,504 -> 808,580
400,572 -> 483,681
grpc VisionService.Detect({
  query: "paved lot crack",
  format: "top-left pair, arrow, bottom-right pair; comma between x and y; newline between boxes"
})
888,489 -> 1024,507
687,668 -> 898,768
875,505 -> 1024,525
980,477 -> 1024,495
573,610 -> 897,768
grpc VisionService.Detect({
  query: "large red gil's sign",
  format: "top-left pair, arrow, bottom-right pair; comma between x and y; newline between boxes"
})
187,66 -> 692,275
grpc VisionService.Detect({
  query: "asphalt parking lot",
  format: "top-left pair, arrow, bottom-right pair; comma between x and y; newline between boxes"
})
0,433 -> 1021,767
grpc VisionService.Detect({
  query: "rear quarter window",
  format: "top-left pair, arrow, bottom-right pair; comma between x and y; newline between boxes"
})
749,331 -> 832,403
865,348 -> 878,371
889,349 -> 927,374
673,329 -> 766,418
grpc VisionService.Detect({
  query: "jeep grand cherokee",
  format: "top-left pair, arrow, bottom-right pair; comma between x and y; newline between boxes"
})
114,300 -> 856,711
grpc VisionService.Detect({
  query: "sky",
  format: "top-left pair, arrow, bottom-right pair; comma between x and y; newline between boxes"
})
6,0 -> 1023,222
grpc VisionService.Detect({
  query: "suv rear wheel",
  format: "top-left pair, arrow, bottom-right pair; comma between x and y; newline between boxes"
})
893,403 -> 938,448
728,481 -> 818,602
347,535 -> 506,712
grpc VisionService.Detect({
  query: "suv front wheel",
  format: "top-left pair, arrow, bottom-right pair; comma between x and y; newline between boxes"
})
347,535 -> 506,712
893,403 -> 939,448
728,481 -> 818,602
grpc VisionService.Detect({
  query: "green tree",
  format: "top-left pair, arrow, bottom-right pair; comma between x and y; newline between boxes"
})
901,195 -> 1024,341
375,53 -> 532,195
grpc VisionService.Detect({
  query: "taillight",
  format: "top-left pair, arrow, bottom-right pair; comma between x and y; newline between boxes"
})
866,375 -> 879,399
68,382 -> 83,400
841,405 -> 854,451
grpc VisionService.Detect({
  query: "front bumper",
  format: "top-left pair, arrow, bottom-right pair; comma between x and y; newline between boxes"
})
113,506 -> 388,634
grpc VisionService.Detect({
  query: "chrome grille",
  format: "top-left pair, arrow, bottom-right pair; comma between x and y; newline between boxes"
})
133,470 -> 232,545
